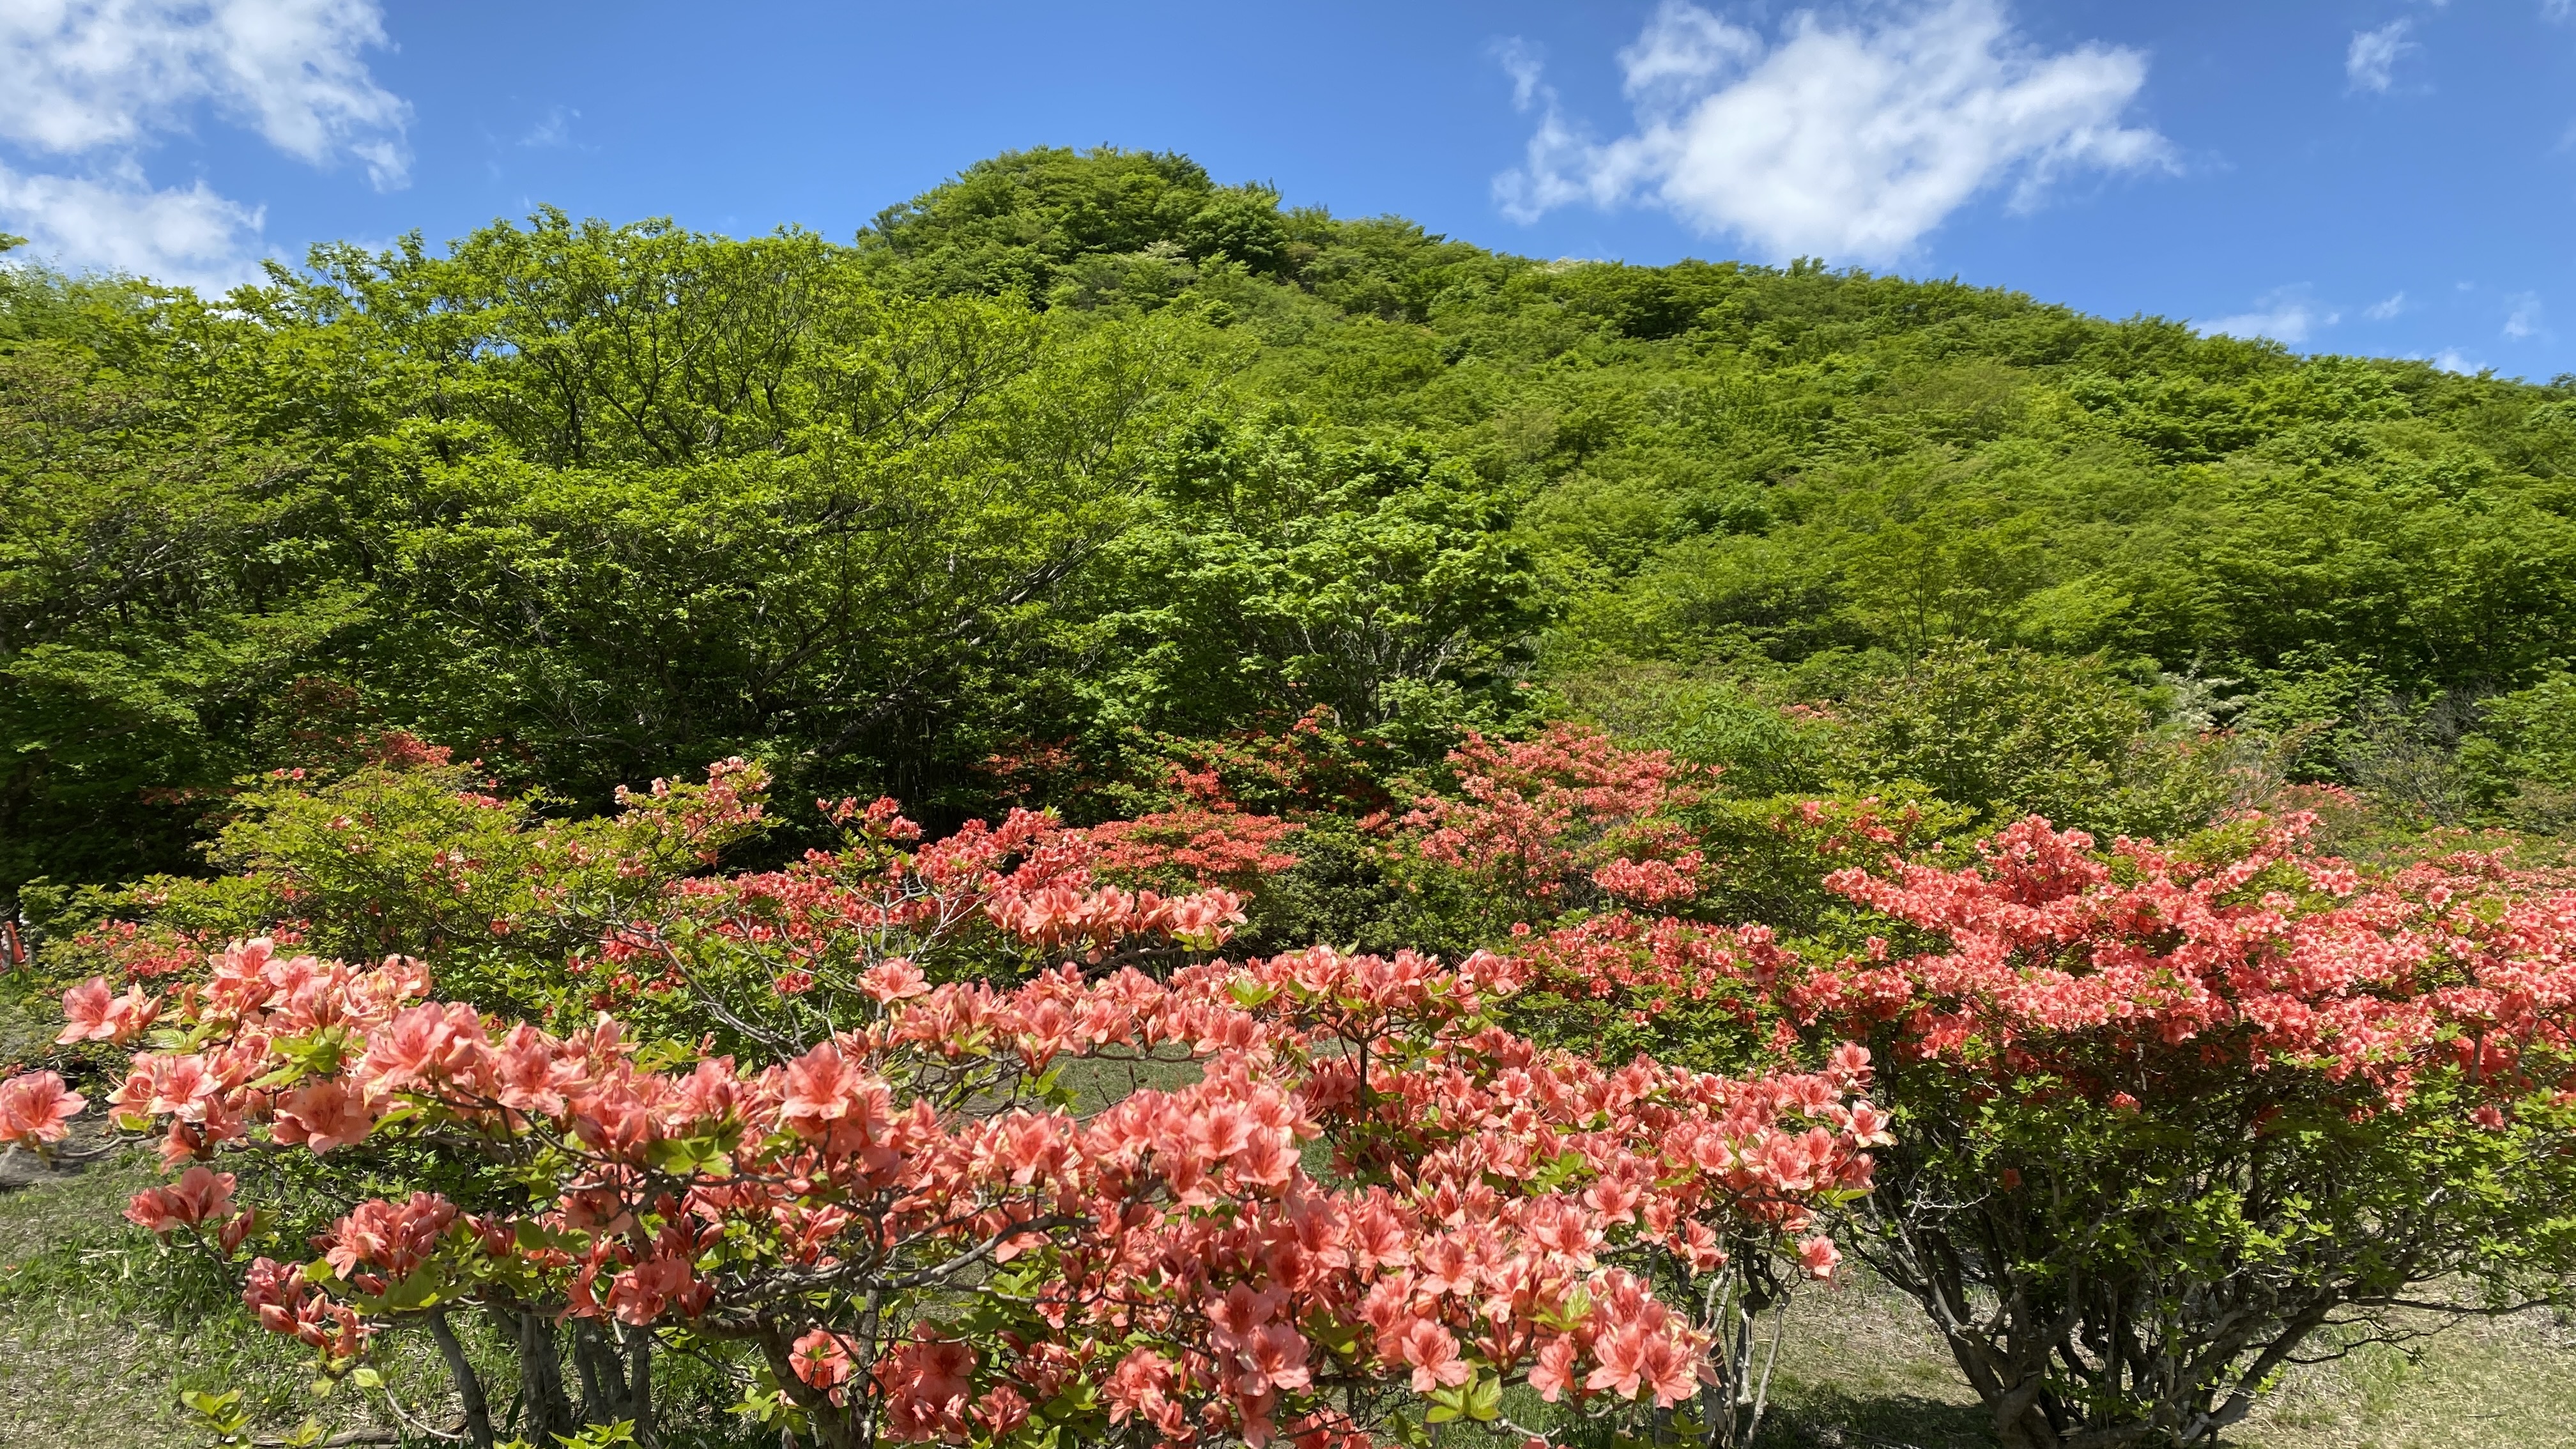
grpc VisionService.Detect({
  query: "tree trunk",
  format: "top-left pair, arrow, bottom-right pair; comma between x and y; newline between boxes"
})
622,1321 -> 655,1445
565,1317 -> 658,1440
425,1309 -> 498,1449
491,1306 -> 578,1444
572,1317 -> 634,1425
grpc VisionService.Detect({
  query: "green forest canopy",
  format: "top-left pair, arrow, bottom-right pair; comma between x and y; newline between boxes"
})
8,145 -> 2576,907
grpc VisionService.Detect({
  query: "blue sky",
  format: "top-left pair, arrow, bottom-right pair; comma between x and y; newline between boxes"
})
3,0 -> 2573,378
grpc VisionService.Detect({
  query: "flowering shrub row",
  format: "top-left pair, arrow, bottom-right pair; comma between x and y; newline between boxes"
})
15,722 -> 2575,1449
1386,725 -> 2576,1449
4,763 -> 1882,1449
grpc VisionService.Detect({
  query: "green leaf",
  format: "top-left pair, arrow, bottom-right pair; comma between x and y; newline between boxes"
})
634,1038 -> 695,1073
369,1261 -> 450,1312
1305,1313 -> 1362,1356
646,1131 -> 732,1176
1537,1282 -> 1593,1333
1423,1384 -> 1469,1423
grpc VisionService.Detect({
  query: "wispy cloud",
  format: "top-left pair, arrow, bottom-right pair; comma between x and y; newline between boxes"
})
521,105 -> 580,150
1495,38 -> 1547,113
0,0 -> 410,185
0,1 -> 406,286
0,159 -> 268,291
2346,20 -> 2414,93
2503,292 -> 2545,340
2430,348 -> 2483,374
2363,292 -> 2406,320
1494,0 -> 2170,264
2198,288 -> 2338,345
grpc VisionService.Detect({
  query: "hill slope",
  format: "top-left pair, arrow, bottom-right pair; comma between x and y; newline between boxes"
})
6,146 -> 2576,908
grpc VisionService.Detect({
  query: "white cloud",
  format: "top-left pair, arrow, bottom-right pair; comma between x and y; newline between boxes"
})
2363,291 -> 2406,320
2430,348 -> 2482,374
2198,288 -> 2338,344
1496,37 -> 1547,112
0,159 -> 266,289
521,106 -> 580,150
0,0 -> 406,286
1494,0 -> 2170,264
2503,292 -> 2544,339
2346,20 -> 2413,93
1616,3 -> 1761,114
0,0 -> 410,185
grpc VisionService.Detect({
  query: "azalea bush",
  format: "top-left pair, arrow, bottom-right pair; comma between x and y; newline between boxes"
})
1386,724 -> 1962,1071
1796,819 -> 2576,1448
19,941 -> 1878,1449
54,739 -> 1262,1038
6,757 -> 1882,1449
20,719 -> 2575,1449
56,739 -> 777,1016
1393,728 -> 2576,1449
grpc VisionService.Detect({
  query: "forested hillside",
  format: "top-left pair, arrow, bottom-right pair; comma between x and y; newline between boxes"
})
10,145 -> 2576,912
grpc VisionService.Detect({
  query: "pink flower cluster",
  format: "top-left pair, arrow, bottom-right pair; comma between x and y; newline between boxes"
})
622,799 -> 1254,1006
1084,804 -> 1304,884
1393,724 -> 2576,1123
1796,816 -> 2576,1108
1469,756 -> 2576,1119
56,977 -> 160,1043
1403,724 -> 1714,910
613,756 -> 770,863
0,1070 -> 84,1149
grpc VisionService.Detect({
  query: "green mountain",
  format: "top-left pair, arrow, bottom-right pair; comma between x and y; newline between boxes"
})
8,146 -> 2575,905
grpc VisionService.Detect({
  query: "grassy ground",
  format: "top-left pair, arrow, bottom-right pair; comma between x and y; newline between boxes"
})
0,1143 -> 470,1448
1747,1271 -> 2576,1449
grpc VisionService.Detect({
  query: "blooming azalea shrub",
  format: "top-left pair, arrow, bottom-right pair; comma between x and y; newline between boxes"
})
1382,724 -> 1733,987
1392,726 -> 2576,1449
1386,726 -> 1964,1072
42,749 -> 778,1018
2,935 -> 1882,1449
618,790 -> 1262,1052
989,706 -> 1445,961
1083,804 -> 1303,894
1772,816 -> 2576,1448
988,724 -> 1321,898
1398,724 -> 1720,932
50,752 -> 1284,1055
32,722 -> 2575,1449
7,756 -> 1883,1448
1002,705 -> 1407,827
